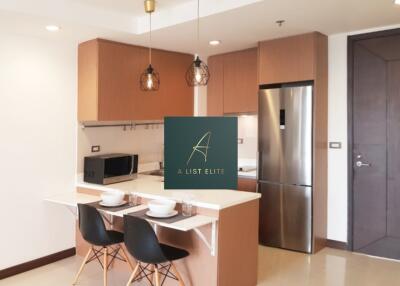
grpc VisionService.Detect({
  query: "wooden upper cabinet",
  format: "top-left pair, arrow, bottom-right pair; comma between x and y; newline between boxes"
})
223,48 -> 258,114
258,33 -> 317,84
207,48 -> 258,115
78,39 -> 194,122
207,55 -> 224,116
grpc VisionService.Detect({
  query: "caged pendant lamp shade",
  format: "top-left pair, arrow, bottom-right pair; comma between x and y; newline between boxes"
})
185,0 -> 210,86
140,0 -> 160,91
186,56 -> 210,86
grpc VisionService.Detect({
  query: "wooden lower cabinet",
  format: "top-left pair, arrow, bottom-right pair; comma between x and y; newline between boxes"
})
238,177 -> 257,192
76,188 -> 259,286
78,39 -> 194,122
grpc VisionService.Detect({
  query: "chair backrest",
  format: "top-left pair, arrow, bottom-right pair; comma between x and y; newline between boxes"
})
123,215 -> 168,264
78,204 -> 110,246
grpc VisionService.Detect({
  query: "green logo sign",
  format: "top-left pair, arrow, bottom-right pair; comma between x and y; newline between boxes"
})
164,117 -> 238,189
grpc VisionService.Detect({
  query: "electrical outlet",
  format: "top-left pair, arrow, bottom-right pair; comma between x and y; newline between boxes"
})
91,145 -> 101,153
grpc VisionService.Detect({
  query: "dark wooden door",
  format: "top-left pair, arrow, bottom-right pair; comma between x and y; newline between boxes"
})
351,30 -> 400,259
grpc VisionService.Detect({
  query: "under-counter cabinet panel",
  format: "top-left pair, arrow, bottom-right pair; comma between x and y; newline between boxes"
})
207,48 -> 258,115
78,39 -> 194,122
238,178 -> 257,192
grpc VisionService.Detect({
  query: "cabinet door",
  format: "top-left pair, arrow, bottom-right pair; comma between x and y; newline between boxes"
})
258,33 -> 315,85
154,49 -> 194,119
223,48 -> 258,113
207,55 -> 224,116
78,39 -> 194,122
238,178 -> 257,192
97,40 -> 148,121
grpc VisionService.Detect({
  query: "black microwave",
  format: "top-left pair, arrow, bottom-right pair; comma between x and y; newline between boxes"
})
84,153 -> 139,185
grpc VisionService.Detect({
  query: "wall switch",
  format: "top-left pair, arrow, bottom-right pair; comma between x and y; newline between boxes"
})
91,145 -> 101,152
329,142 -> 342,149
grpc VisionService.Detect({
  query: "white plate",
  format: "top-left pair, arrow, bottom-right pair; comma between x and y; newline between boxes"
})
99,200 -> 127,207
146,210 -> 178,218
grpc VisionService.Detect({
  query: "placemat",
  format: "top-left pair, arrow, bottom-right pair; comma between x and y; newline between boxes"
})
127,208 -> 191,224
86,201 -> 138,212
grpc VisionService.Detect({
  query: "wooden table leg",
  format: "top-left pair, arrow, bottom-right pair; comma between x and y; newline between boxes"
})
103,247 -> 108,286
126,263 -> 140,286
171,262 -> 185,286
73,247 -> 92,285
154,265 -> 160,286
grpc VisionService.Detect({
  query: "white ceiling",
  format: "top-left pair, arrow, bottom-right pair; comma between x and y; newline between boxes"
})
0,0 -> 400,57
72,0 -> 190,16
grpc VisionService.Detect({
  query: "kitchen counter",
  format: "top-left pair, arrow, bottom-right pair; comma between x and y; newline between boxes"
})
238,170 -> 257,179
76,174 -> 260,210
73,173 -> 260,286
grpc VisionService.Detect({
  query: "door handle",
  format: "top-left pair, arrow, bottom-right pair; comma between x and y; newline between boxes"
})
355,161 -> 371,168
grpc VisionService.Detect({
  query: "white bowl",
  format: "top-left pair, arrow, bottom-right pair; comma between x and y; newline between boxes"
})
148,199 -> 176,215
101,191 -> 124,205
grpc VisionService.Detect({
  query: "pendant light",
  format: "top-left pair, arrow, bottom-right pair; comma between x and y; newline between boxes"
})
185,0 -> 210,86
140,0 -> 160,91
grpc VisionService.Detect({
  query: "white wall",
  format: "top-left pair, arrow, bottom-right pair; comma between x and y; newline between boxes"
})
0,34 -> 77,269
327,33 -> 348,242
238,115 -> 257,160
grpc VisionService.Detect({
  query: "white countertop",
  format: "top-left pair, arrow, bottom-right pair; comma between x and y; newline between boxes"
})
76,174 -> 260,210
45,192 -> 217,232
238,170 -> 257,179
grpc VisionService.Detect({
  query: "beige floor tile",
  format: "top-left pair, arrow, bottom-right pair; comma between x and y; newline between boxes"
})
1,246 -> 400,286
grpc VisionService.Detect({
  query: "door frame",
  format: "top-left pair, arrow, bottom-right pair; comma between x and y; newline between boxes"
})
347,28 -> 400,251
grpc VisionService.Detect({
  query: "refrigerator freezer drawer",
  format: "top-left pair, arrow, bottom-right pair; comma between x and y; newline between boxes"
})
259,182 -> 312,253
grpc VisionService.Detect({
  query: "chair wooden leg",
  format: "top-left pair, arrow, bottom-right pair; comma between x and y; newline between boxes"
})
119,244 -> 134,270
103,247 -> 108,286
170,262 -> 185,286
154,265 -> 161,286
126,263 -> 140,286
72,247 -> 92,285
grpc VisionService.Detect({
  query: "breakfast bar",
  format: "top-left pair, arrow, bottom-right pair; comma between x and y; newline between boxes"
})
46,174 -> 261,286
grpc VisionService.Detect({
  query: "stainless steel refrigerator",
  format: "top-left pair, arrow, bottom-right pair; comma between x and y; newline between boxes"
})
258,81 -> 313,253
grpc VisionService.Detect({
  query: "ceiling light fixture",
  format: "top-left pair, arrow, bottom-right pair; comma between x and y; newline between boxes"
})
140,0 -> 160,91
209,40 -> 221,46
45,25 -> 60,32
185,0 -> 210,87
395,0 -> 400,5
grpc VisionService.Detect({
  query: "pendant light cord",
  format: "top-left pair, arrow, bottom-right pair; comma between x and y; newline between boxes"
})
197,0 -> 200,52
149,12 -> 152,65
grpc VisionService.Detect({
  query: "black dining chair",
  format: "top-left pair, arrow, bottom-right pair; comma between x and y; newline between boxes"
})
123,215 -> 189,286
73,204 -> 134,286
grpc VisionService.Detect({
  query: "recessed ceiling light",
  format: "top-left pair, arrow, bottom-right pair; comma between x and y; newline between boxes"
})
395,0 -> 400,5
209,40 -> 221,46
46,25 -> 60,32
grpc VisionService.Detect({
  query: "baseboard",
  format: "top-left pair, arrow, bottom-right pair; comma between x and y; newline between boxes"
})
0,247 -> 76,280
326,239 -> 348,250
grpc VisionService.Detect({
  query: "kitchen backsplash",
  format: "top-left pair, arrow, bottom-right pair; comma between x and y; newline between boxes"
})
77,124 -> 164,173
77,115 -> 257,173
238,115 -> 257,160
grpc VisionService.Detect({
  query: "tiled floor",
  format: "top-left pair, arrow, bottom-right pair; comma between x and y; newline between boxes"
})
1,246 -> 400,286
